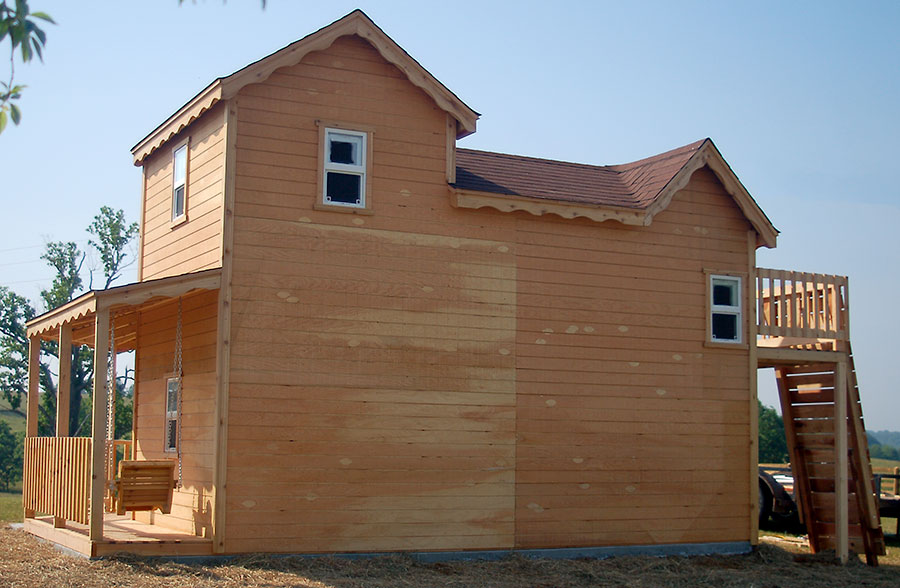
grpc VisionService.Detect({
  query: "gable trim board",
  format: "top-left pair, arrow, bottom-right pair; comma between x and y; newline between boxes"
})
452,139 -> 778,249
131,10 -> 478,165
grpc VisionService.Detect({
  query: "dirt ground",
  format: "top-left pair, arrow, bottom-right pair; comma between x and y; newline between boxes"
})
1,525 -> 898,588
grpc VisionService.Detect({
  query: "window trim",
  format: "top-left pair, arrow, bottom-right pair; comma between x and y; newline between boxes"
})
171,139 -> 189,226
164,376 -> 180,453
708,273 -> 744,345
315,121 -> 374,214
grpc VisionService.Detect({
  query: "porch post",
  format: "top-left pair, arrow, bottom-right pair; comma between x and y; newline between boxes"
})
89,306 -> 110,541
25,336 -> 39,438
56,324 -> 72,437
24,335 -> 40,519
834,359 -> 849,564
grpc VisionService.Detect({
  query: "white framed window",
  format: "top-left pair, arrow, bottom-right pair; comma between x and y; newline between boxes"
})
164,377 -> 180,453
710,275 -> 742,343
323,128 -> 367,208
172,143 -> 188,222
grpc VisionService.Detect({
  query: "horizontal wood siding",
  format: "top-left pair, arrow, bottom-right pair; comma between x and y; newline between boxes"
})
140,104 -> 226,281
227,35 -> 516,554
133,290 -> 218,536
514,167 -> 752,549
221,34 -> 753,554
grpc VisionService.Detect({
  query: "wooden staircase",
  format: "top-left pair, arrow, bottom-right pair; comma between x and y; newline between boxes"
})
774,344 -> 885,564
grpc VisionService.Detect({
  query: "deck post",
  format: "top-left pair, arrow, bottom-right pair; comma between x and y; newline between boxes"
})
89,306 -> 110,542
24,335 -> 40,519
57,324 -> 72,437
835,359 -> 849,564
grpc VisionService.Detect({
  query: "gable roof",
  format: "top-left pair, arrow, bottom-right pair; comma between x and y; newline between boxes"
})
452,138 -> 778,248
131,10 -> 479,165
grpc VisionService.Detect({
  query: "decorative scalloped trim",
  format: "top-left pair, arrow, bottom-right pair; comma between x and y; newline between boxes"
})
451,190 -> 647,226
132,94 -> 221,165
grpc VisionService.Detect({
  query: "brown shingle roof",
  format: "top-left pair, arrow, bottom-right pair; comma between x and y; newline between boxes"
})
454,139 -> 707,209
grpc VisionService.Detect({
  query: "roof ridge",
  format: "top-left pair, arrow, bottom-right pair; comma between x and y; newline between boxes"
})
457,139 -> 706,173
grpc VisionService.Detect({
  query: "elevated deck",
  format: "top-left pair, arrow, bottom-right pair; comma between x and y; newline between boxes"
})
755,268 -> 883,564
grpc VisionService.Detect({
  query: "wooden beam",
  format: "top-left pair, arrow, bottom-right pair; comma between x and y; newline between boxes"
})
26,336 -> 40,438
747,231 -> 759,545
212,100 -> 237,553
56,324 -> 72,437
89,306 -> 110,542
835,359 -> 849,564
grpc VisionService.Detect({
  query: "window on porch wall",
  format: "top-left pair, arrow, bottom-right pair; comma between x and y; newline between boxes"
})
165,377 -> 179,453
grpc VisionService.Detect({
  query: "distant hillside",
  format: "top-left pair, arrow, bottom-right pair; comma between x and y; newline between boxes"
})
871,430 -> 900,449
0,397 -> 25,435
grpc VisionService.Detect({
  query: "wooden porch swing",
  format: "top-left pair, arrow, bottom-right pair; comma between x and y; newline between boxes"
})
107,300 -> 183,517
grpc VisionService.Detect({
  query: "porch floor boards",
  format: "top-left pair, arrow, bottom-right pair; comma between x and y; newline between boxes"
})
24,514 -> 213,558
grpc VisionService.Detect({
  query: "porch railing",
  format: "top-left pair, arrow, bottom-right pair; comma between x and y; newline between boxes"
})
756,268 -> 849,341
23,437 -> 92,525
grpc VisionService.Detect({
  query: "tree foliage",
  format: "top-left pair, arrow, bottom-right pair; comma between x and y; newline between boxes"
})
0,420 -> 22,490
759,400 -> 789,464
0,287 -> 33,411
87,206 -> 139,289
0,1 -> 54,134
0,207 -> 138,439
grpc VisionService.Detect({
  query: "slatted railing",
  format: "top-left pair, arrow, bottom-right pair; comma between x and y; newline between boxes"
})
23,437 -> 92,525
757,268 -> 849,341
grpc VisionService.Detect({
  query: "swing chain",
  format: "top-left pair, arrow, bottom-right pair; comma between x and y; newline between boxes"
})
173,298 -> 184,489
105,314 -> 116,491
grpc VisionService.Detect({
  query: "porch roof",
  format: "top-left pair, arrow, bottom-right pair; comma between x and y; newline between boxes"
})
25,269 -> 222,350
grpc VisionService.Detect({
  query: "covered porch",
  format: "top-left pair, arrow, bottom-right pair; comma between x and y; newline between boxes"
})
21,269 -> 221,558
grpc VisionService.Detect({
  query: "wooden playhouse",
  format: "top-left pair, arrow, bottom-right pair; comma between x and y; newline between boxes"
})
21,10 -> 883,562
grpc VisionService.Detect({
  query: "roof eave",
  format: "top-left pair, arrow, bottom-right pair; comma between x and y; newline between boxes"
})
450,187 -> 648,225
642,139 -> 779,249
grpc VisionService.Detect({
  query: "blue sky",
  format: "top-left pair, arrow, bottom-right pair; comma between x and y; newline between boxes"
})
0,1 -> 897,427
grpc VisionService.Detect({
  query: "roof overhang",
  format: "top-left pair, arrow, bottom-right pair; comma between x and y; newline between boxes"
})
26,269 -> 222,349
131,10 -> 479,165
450,188 -> 650,225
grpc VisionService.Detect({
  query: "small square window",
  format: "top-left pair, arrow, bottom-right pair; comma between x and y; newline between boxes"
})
322,128 -> 367,209
710,275 -> 742,344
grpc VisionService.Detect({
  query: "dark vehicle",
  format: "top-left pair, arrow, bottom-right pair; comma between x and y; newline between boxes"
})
758,467 -> 799,529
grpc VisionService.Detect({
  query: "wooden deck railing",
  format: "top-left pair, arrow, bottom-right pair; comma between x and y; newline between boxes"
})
23,437 -> 92,525
757,268 -> 849,341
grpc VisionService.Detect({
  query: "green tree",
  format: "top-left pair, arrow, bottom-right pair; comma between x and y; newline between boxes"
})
87,206 -> 139,289
0,1 -> 54,133
0,420 -> 21,490
0,287 -> 34,411
758,400 -> 789,464
0,207 -> 139,438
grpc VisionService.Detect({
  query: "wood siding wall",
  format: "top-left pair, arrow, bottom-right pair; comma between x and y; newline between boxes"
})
133,290 -> 218,536
140,104 -> 226,281
226,35 -> 516,554
514,167 -> 752,548
222,35 -> 752,553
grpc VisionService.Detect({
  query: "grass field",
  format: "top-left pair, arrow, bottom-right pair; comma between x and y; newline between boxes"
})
0,491 -> 21,523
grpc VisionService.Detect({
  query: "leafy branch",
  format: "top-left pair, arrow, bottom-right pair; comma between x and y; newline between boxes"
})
0,0 -> 53,134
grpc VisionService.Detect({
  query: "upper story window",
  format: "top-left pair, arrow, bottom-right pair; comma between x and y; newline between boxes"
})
322,127 -> 368,209
172,142 -> 188,223
710,275 -> 742,343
